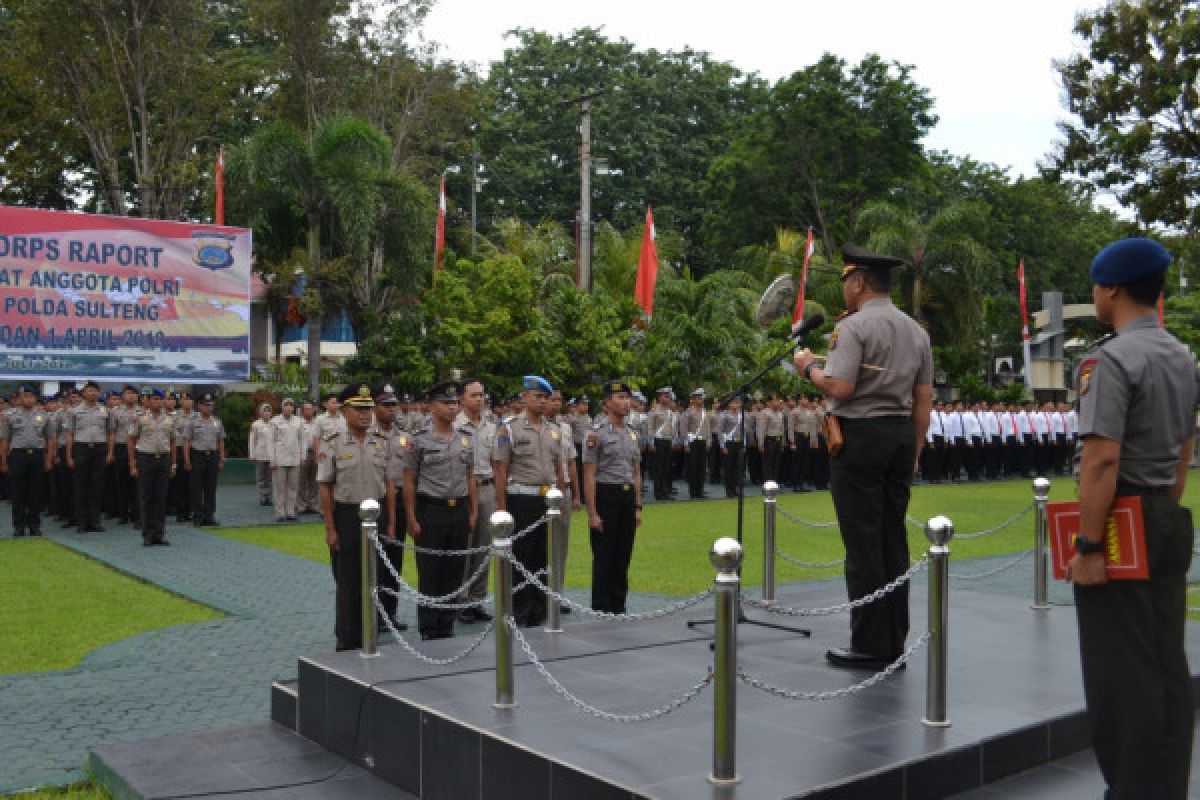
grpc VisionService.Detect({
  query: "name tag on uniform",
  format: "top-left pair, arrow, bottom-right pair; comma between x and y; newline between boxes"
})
338,452 -> 355,460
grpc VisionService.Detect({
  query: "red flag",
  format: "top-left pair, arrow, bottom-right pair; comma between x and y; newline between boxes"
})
791,227 -> 816,327
1018,258 -> 1032,389
633,206 -> 659,317
434,177 -> 446,275
214,146 -> 225,226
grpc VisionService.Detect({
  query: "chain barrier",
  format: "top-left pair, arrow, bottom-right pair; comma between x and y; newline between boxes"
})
373,593 -> 495,666
387,514 -> 548,557
745,556 -> 928,617
372,532 -> 494,607
508,620 -> 712,722
504,552 -> 714,621
949,548 -> 1034,581
906,502 -> 1033,540
775,506 -> 840,529
376,566 -> 547,612
774,547 -> 846,569
739,631 -> 929,702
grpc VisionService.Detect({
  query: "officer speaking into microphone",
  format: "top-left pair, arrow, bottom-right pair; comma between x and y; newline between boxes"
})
794,244 -> 933,671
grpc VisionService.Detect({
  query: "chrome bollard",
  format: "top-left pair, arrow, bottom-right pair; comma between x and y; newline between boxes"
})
761,481 -> 779,604
922,515 -> 954,728
709,537 -> 743,786
544,488 -> 565,633
359,498 -> 381,659
1032,477 -> 1051,610
490,511 -> 516,709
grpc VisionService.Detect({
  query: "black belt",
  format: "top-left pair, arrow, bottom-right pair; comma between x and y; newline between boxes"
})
14,448 -> 43,454
138,452 -> 169,458
836,415 -> 911,426
596,482 -> 635,492
75,442 -> 102,447
417,494 -> 469,508
1117,483 -> 1171,496
475,476 -> 494,487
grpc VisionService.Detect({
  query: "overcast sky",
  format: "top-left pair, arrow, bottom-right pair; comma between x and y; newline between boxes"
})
420,0 -> 1102,180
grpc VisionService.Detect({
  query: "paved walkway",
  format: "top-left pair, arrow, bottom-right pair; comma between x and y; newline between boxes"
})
0,480 -> 1194,793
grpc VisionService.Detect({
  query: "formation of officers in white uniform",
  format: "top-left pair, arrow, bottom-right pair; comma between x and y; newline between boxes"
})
921,400 -> 1078,483
0,382 -> 225,543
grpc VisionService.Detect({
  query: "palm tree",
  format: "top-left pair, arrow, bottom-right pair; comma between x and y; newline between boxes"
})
234,117 -> 391,400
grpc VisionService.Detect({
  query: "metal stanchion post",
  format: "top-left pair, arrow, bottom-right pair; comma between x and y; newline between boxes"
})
1032,477 -> 1051,610
709,536 -> 743,786
359,498 -> 381,659
544,488 -> 565,633
761,481 -> 778,604
922,515 -> 954,728
490,511 -> 516,709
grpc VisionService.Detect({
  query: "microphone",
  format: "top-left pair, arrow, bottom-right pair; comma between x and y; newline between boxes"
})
789,312 -> 826,344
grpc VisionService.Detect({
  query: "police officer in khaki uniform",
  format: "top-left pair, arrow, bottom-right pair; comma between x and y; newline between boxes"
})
183,393 -> 225,526
171,392 -> 195,521
683,388 -> 712,499
297,400 -> 320,515
1067,238 -> 1198,799
647,388 -> 678,501
249,403 -> 273,506
757,395 -> 786,483
1,386 -> 55,537
718,396 -> 744,498
454,378 -> 498,622
113,385 -> 142,524
319,383 -> 393,652
493,375 -> 565,628
583,381 -> 642,613
128,388 -> 176,546
268,398 -> 305,521
397,381 -> 477,640
795,243 -> 933,670
65,380 -> 116,532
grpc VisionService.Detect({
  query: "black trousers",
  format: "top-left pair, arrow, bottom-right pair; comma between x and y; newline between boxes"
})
331,501 -> 397,651
830,416 -> 914,658
762,436 -> 783,483
72,442 -> 106,528
924,435 -> 945,482
811,437 -> 830,489
967,436 -> 983,480
190,450 -> 220,523
747,443 -> 763,486
508,492 -> 548,627
170,461 -> 191,516
590,482 -> 637,613
1074,490 -> 1194,799
708,435 -> 722,483
114,443 -> 138,522
10,447 -> 45,534
790,444 -> 809,489
54,447 -> 73,522
685,439 -> 707,498
722,443 -> 743,497
136,452 -> 170,543
414,497 -> 469,639
652,439 -> 673,500
1004,436 -> 1020,476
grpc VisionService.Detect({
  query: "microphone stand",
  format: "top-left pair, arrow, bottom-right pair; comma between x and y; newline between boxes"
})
687,328 -> 818,639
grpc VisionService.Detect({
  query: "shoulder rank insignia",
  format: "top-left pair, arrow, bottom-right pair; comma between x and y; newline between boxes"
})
461,436 -> 470,447
585,432 -> 598,448
550,430 -> 559,440
630,431 -> 637,441
397,435 -> 408,448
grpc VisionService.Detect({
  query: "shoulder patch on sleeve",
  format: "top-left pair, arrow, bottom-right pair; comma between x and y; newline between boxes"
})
1078,358 -> 1099,396
828,326 -> 840,351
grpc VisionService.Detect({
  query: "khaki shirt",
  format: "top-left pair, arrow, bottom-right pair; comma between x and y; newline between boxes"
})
267,414 -> 305,467
316,429 -> 390,504
2,408 -> 54,449
824,297 -> 933,418
648,406 -> 679,441
300,418 -> 319,460
757,409 -> 785,446
130,410 -> 174,455
454,411 -> 496,478
1077,315 -> 1200,486
552,418 -> 578,483
314,412 -> 346,442
65,403 -> 114,443
684,407 -> 713,441
582,415 -> 640,484
172,410 -> 196,446
398,427 -> 473,498
787,408 -> 814,446
185,415 -> 225,452
248,418 -> 272,461
494,412 -> 562,487
568,412 -> 592,446
114,405 -> 141,444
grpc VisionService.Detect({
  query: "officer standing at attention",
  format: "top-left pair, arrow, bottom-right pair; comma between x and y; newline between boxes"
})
183,393 -> 225,526
454,378 -> 498,622
757,395 -> 786,483
65,381 -> 115,533
795,243 -> 933,670
318,383 -> 392,651
171,392 -> 195,521
113,386 -> 141,524
683,388 -> 711,499
493,375 -> 565,628
249,403 -> 273,506
129,389 -> 176,546
1067,238 -> 1198,799
583,381 -> 642,613
1,386 -> 55,537
546,389 -> 583,614
718,396 -> 743,498
268,398 -> 305,521
297,400 -> 320,515
647,388 -> 678,501
398,381 -> 477,640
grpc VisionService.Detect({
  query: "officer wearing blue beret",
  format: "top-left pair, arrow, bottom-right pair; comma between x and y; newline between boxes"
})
1068,237 -> 1198,798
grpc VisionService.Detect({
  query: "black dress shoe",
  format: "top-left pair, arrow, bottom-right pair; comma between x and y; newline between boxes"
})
14,529 -> 26,538
28,529 -> 41,537
155,539 -> 171,546
560,606 -> 572,615
825,647 -> 903,671
143,540 -> 155,547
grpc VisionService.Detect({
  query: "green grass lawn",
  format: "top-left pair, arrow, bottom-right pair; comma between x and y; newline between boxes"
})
216,476 -> 1200,597
0,540 -> 221,675
2,785 -> 111,800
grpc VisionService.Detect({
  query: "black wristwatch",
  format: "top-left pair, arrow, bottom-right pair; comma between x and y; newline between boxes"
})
803,362 -> 816,382
1073,534 -> 1104,556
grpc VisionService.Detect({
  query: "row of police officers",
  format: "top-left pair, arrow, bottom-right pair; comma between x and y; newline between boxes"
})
921,400 -> 1078,482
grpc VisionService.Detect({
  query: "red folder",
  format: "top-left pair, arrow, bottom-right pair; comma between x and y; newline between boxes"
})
1047,496 -> 1149,580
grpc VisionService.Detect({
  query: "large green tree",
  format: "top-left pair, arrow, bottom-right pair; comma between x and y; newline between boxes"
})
1055,0 -> 1200,232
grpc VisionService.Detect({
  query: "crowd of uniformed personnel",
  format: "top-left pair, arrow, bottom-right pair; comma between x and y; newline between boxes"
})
0,383 -> 226,543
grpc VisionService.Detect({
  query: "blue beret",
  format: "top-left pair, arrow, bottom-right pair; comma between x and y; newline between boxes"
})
523,375 -> 553,394
150,388 -> 166,399
1090,238 -> 1171,285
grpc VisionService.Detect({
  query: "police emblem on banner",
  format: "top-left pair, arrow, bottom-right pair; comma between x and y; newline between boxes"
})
1078,358 -> 1098,396
191,232 -> 236,270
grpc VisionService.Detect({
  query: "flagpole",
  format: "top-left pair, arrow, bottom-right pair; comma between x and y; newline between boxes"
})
1018,258 -> 1032,391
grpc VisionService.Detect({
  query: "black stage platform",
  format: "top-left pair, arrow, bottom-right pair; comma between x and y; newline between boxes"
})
92,577 -> 1200,800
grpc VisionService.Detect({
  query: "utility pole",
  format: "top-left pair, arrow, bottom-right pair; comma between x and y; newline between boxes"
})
470,140 -> 479,257
566,89 -> 607,292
